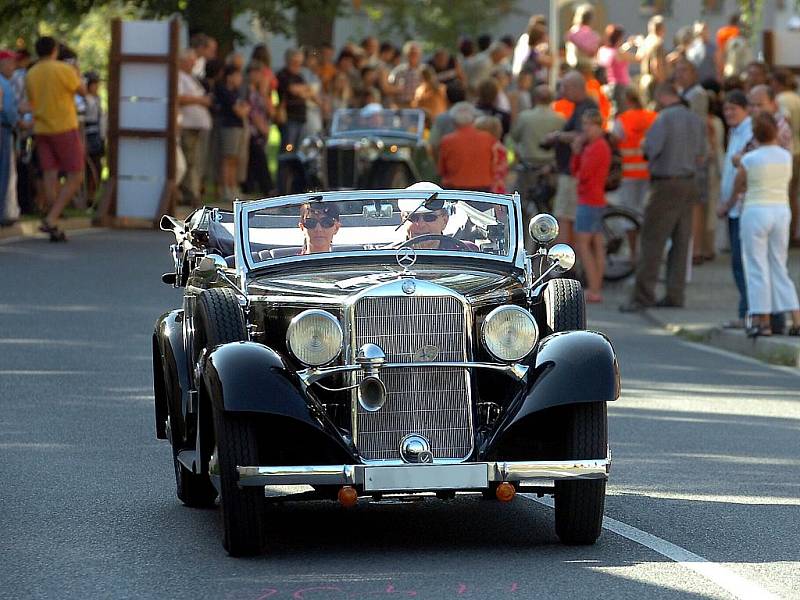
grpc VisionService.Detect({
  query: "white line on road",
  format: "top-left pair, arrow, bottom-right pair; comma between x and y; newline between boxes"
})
677,339 -> 800,378
523,495 -> 782,600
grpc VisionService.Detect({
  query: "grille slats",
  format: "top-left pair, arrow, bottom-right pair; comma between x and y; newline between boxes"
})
353,295 -> 472,461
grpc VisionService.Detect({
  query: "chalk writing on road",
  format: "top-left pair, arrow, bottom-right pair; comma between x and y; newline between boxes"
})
229,581 -> 522,599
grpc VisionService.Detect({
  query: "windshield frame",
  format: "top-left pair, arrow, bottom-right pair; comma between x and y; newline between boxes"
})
330,108 -> 425,143
232,189 -> 525,282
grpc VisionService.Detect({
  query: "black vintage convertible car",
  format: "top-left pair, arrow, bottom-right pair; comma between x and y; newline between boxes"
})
152,188 -> 619,556
277,108 -> 431,194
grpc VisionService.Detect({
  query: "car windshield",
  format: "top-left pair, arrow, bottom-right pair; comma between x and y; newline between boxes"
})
330,108 -> 424,141
233,191 -> 519,271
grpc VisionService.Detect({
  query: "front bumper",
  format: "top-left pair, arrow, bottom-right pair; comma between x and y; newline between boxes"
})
237,458 -> 611,492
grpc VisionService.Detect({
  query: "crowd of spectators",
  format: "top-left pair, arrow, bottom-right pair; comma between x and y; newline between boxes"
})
0,37 -> 100,241
1,7 -> 799,336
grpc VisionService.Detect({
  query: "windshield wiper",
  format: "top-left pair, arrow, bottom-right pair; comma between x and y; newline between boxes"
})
395,191 -> 440,231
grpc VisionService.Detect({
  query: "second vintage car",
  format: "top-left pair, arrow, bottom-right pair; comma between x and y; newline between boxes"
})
277,107 -> 431,194
152,185 -> 619,556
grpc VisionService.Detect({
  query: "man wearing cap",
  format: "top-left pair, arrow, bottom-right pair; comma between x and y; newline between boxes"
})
299,203 -> 341,254
25,36 -> 86,241
398,183 -> 480,251
0,49 -> 20,226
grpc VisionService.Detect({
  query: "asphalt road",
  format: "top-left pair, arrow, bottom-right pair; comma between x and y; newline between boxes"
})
1,230 -> 798,600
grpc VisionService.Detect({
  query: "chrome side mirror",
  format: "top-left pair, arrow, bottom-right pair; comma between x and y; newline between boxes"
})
528,214 -> 559,247
548,244 -> 576,273
196,253 -> 227,274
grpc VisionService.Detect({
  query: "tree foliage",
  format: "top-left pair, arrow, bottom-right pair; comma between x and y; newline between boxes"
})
361,0 -> 519,51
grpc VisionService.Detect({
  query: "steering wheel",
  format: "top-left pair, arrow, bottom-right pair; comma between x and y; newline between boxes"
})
397,234 -> 471,251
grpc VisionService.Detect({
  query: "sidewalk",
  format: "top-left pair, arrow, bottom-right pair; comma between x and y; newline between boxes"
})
609,248 -> 800,368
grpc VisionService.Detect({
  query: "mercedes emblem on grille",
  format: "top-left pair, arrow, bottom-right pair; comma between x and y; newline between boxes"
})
402,279 -> 416,294
413,344 -> 439,362
396,246 -> 417,270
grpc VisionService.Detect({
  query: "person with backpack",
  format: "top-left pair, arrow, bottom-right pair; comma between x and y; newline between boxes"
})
571,108 -> 611,303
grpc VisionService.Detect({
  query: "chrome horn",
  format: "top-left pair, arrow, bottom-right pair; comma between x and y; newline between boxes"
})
356,343 -> 387,412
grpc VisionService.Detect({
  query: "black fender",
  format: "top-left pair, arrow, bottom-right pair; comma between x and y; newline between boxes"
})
481,330 -> 619,460
200,341 -> 357,464
152,310 -> 191,440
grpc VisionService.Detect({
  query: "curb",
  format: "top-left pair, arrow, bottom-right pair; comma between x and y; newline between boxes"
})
643,311 -> 800,368
0,217 -> 93,242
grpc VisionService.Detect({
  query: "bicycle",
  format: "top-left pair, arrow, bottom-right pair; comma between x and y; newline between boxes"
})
601,205 -> 641,281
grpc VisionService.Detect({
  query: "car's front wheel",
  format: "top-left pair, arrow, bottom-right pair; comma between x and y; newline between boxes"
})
213,406 -> 266,556
553,401 -> 607,545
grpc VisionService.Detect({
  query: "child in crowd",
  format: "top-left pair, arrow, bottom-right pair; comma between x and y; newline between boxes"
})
475,115 -> 508,194
570,109 -> 611,303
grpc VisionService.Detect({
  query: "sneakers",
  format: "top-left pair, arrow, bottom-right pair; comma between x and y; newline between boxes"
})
654,298 -> 684,308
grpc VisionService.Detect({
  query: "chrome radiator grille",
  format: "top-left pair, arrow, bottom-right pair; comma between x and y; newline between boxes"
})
352,294 -> 472,461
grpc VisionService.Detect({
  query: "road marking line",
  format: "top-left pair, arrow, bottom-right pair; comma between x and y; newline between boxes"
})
523,495 -> 781,600
677,339 -> 800,378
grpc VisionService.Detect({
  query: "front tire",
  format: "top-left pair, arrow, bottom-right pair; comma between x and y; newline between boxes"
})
543,278 -> 586,335
213,407 -> 265,556
553,402 -> 607,545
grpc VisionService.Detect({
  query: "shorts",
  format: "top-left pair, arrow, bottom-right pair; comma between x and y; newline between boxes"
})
575,204 -> 606,233
553,174 -> 577,220
36,130 -> 84,173
220,127 -> 244,158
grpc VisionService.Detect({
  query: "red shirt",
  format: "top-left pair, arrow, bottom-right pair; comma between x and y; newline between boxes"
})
570,136 -> 611,207
438,125 -> 495,189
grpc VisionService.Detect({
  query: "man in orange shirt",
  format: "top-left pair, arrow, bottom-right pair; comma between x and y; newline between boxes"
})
26,36 -> 86,241
611,87 -> 657,261
715,13 -> 740,77
437,102 -> 495,191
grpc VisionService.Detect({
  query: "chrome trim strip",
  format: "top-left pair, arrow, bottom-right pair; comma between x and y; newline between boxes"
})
298,361 -> 529,386
237,458 -> 611,488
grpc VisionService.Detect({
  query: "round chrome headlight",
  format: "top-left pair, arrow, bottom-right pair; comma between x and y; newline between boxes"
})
529,214 -> 559,246
481,305 -> 539,362
286,310 -> 343,366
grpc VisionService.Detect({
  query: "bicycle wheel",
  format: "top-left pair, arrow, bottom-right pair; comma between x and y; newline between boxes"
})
602,207 -> 640,281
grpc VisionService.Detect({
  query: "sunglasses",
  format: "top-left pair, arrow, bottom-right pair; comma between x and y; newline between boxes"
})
407,212 -> 441,223
302,216 -> 336,229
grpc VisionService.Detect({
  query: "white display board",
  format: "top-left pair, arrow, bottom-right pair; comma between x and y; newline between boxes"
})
110,18 -> 177,223
117,138 -> 168,219
120,20 -> 170,55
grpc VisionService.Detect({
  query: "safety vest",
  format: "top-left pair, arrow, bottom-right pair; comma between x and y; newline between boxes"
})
586,78 -> 611,126
552,98 -> 574,120
616,108 -> 657,179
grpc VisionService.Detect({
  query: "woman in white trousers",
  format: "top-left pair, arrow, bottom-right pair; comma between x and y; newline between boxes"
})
736,112 -> 800,337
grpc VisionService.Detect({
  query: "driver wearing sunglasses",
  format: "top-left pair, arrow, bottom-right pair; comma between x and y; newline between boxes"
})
299,202 -> 341,254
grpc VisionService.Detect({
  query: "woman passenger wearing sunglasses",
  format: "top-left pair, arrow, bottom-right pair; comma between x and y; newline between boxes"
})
299,203 -> 341,254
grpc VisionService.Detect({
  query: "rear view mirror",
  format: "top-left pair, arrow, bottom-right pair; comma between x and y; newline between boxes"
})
362,202 -> 394,219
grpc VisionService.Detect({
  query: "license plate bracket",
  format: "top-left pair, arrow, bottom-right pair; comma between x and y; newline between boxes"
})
363,463 -> 488,492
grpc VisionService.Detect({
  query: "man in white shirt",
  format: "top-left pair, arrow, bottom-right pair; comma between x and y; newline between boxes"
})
177,48 -> 212,206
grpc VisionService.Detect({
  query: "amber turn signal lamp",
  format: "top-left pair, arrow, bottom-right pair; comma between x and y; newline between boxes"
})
338,486 -> 358,507
495,482 -> 516,502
